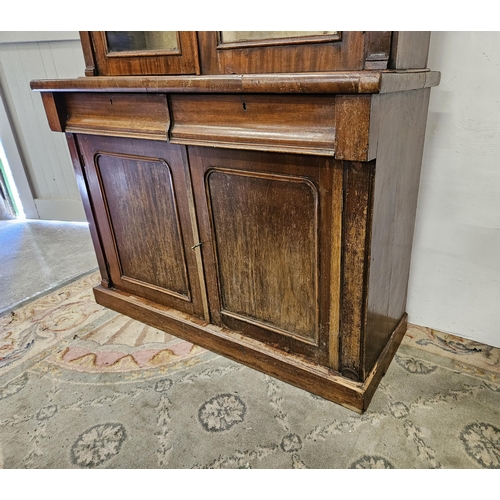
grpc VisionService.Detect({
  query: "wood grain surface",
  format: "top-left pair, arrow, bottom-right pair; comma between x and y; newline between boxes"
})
34,31 -> 437,412
188,146 -> 340,366
170,93 -> 336,155
76,135 -> 206,319
89,31 -> 200,76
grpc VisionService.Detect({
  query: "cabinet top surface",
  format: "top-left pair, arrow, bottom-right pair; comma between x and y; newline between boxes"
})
31,70 -> 440,95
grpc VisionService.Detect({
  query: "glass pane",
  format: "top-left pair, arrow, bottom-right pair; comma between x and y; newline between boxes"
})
106,31 -> 178,52
221,31 -> 338,44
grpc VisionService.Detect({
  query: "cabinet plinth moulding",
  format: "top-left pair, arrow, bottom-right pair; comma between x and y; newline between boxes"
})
32,31 -> 440,413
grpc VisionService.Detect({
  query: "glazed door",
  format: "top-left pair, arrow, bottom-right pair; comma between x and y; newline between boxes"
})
77,135 -> 206,319
197,31 -> 370,74
90,31 -> 200,76
189,146 -> 343,367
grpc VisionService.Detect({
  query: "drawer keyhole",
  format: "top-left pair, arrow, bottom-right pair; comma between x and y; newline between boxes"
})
242,102 -> 247,111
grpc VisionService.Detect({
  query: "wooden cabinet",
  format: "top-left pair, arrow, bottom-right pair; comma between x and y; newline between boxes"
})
81,31 -> 431,75
32,31 -> 440,413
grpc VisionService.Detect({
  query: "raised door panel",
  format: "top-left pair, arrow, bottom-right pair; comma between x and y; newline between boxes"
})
209,169 -> 319,343
89,31 -> 200,76
77,134 -> 206,319
189,147 -> 343,367
99,154 -> 189,297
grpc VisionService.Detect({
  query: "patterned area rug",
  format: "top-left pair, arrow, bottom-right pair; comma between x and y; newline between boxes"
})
1,271 -> 499,469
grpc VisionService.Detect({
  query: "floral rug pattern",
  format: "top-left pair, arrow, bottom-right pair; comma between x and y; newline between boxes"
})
1,272 -> 499,469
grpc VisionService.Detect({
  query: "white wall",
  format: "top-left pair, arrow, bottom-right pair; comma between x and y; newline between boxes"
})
0,32 -> 86,221
407,32 -> 500,348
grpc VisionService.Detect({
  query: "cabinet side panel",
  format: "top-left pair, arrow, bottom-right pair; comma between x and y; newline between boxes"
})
364,88 -> 431,375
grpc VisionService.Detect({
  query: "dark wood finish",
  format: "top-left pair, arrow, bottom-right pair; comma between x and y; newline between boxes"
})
211,170 -> 319,343
361,313 -> 408,410
65,133 -> 110,287
170,94 -> 336,155
32,31 -> 439,413
198,31 -> 368,74
362,88 -> 432,376
379,71 -> 440,94
80,32 -> 431,77
188,147 -> 340,366
90,31 -> 200,76
389,32 -> 431,70
31,70 -> 442,95
41,91 -> 171,140
340,161 -> 374,381
335,95 -> 373,161
79,31 -> 96,76
64,93 -> 170,140
364,31 -> 392,70
40,92 -> 66,132
94,284 -> 408,413
77,134 -> 206,319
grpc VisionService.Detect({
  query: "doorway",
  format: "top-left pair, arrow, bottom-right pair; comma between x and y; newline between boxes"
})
0,85 -> 28,220
0,154 -> 21,219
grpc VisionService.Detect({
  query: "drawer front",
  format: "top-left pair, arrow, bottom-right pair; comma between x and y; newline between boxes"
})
65,93 -> 170,140
42,91 -> 377,161
43,92 -> 170,140
170,94 -> 336,156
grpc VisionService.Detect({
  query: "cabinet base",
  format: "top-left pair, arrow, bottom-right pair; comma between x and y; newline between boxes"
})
94,285 -> 407,413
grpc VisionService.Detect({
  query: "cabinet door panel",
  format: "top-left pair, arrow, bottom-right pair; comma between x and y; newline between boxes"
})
198,31 -> 366,74
90,31 -> 200,76
98,154 -> 190,298
78,135 -> 205,319
189,147 -> 342,366
207,168 -> 319,344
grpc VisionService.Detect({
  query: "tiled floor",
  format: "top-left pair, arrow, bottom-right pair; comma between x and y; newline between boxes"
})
0,219 -> 98,316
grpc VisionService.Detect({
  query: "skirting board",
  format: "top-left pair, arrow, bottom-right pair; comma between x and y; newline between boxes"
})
94,285 -> 408,413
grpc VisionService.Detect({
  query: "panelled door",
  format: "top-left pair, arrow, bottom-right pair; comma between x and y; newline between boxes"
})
188,146 -> 343,367
197,31 -> 367,74
90,31 -> 200,76
77,134 -> 206,319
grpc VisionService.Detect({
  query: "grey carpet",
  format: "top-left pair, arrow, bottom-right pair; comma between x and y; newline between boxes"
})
1,274 -> 499,469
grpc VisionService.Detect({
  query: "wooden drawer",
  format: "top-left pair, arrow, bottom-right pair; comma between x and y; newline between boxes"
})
170,93 -> 380,160
169,94 -> 337,156
42,90 -> 379,161
170,94 -> 335,156
41,92 -> 171,140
